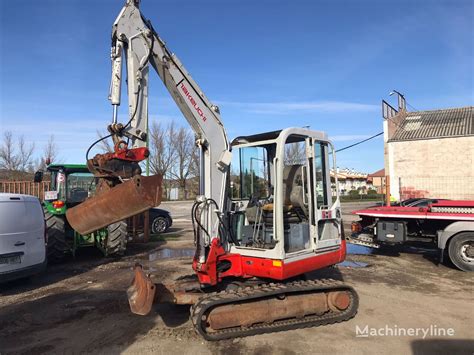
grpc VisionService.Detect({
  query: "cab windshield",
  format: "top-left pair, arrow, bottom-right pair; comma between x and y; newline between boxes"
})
66,172 -> 96,203
230,145 -> 273,200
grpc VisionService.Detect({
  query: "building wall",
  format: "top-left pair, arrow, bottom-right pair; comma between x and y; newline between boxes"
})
371,176 -> 385,194
387,136 -> 474,200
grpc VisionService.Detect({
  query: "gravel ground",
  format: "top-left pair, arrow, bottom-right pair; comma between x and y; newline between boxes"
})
0,201 -> 472,354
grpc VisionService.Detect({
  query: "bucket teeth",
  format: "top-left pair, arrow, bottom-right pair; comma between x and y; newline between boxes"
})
66,174 -> 162,235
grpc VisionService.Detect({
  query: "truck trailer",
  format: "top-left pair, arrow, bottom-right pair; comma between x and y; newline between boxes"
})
350,200 -> 474,271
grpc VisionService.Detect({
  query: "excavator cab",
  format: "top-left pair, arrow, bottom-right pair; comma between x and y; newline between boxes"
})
228,128 -> 344,265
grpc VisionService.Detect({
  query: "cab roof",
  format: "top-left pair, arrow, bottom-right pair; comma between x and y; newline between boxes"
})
231,128 -> 328,146
47,164 -> 90,173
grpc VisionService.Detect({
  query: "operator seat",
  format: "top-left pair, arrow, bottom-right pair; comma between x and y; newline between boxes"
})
282,164 -> 308,217
261,165 -> 308,226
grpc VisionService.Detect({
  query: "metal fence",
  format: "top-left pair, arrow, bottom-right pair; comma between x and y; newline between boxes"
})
0,181 -> 51,201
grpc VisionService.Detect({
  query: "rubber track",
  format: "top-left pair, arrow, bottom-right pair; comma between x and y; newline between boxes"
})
190,279 -> 359,341
106,221 -> 128,256
44,208 -> 69,262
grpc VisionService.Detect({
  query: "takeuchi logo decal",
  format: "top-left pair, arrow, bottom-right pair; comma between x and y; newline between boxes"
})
180,82 -> 207,122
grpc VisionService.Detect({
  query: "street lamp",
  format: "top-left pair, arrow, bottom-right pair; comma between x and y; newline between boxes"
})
389,90 -> 406,111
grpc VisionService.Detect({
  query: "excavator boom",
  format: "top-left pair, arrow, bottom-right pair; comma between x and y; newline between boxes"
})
68,0 -> 230,252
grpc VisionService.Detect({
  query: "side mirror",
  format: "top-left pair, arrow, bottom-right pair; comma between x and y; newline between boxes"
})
34,171 -> 43,183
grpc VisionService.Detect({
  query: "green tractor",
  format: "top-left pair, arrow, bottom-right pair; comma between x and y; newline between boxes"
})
35,164 -> 128,262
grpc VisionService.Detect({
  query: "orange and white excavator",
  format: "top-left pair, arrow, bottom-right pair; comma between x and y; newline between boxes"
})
67,0 -> 359,340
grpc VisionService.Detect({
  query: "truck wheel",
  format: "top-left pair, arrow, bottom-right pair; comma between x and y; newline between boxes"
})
448,232 -> 474,272
44,208 -> 69,262
106,221 -> 128,256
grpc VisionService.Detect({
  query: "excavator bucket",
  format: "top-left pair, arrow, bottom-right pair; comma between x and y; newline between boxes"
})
127,264 -> 156,315
66,174 -> 162,235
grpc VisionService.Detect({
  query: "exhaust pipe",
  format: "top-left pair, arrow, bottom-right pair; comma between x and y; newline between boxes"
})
66,174 -> 162,235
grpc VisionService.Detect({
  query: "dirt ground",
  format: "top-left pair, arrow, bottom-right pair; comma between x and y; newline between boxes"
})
1,201 -> 473,354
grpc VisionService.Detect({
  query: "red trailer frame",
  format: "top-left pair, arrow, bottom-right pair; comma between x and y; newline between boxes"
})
350,200 -> 474,271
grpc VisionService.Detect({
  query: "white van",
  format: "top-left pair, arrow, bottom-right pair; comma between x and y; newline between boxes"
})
0,193 -> 47,282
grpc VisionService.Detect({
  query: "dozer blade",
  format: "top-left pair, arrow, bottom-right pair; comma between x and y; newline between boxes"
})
127,264 -> 156,315
66,174 -> 162,235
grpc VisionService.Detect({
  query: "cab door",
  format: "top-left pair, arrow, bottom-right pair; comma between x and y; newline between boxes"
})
312,141 -> 342,251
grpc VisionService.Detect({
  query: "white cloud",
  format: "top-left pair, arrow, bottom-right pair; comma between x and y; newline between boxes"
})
215,100 -> 378,115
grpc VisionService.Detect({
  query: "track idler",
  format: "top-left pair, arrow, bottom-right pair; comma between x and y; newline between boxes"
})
66,174 -> 162,235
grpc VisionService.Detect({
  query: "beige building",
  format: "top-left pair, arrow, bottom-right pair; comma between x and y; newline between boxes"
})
367,168 -> 385,194
383,103 -> 473,200
330,169 -> 370,195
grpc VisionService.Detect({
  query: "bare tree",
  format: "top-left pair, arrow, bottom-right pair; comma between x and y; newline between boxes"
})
36,135 -> 59,170
96,130 -> 113,153
185,146 -> 200,197
285,141 -> 306,165
188,146 -> 200,179
0,131 -> 19,170
148,121 -> 176,176
169,126 -> 197,199
0,131 -> 35,172
17,136 -> 35,172
44,135 -> 58,164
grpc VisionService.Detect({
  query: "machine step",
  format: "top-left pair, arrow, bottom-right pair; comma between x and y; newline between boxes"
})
348,234 -> 381,249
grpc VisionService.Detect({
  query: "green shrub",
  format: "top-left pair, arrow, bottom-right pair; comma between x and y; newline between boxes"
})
348,190 -> 360,197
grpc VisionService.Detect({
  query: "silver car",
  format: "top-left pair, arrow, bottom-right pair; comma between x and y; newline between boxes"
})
0,193 -> 47,282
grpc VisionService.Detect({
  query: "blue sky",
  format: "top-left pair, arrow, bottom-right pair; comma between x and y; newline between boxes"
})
1,0 -> 472,173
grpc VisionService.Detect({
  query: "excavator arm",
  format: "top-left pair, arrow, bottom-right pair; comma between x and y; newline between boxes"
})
68,0 -> 231,263
109,0 -> 232,261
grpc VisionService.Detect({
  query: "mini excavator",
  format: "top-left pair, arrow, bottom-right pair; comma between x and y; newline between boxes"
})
67,0 -> 359,341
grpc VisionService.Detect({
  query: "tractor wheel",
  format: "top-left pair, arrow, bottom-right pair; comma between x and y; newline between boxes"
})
448,232 -> 474,272
44,208 -> 69,262
105,221 -> 128,256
